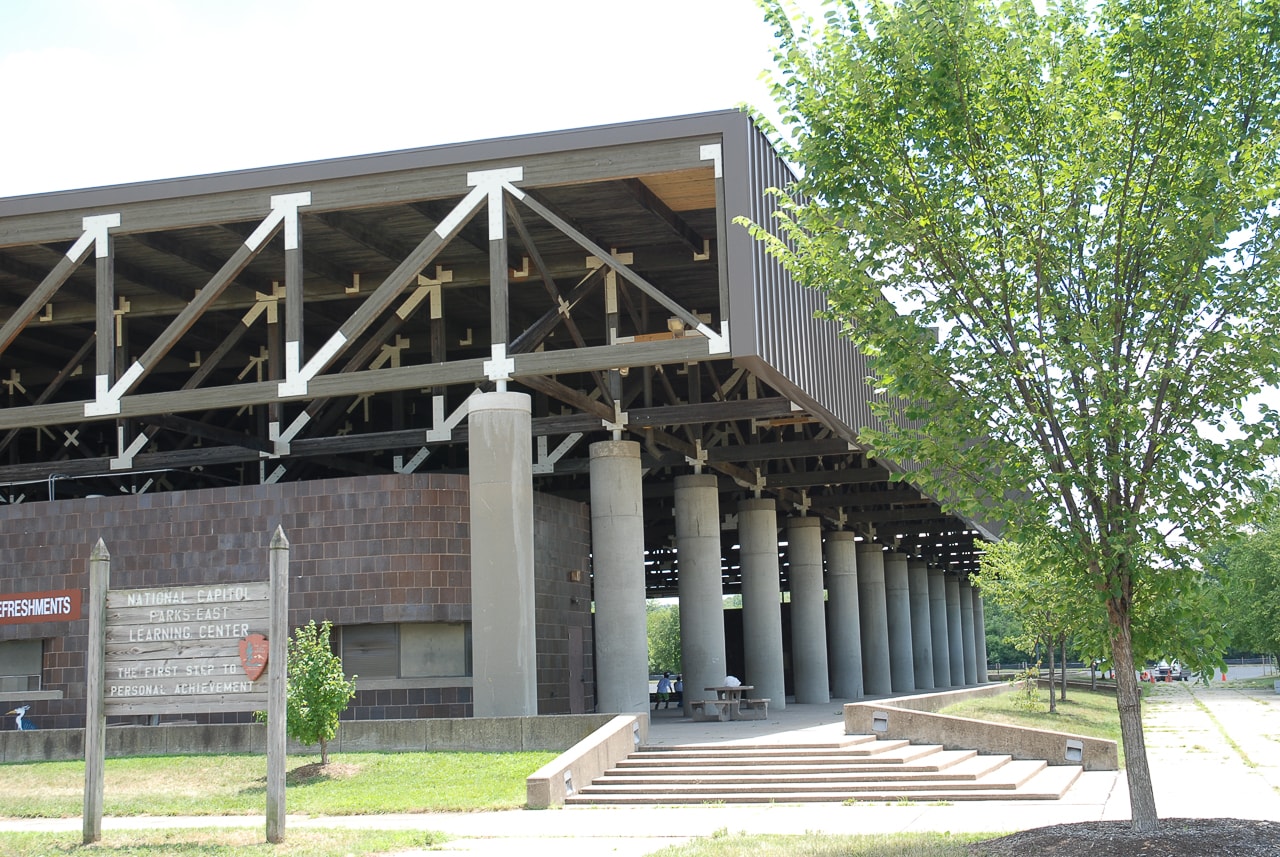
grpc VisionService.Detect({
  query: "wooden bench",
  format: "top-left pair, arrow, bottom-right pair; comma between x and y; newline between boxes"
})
740,698 -> 770,719
689,699 -> 735,721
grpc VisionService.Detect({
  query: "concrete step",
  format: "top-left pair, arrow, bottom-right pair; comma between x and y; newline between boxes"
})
565,735 -> 1085,806
598,753 -> 1002,787
565,767 -> 1075,808
623,738 -> 921,766
576,758 -> 1032,799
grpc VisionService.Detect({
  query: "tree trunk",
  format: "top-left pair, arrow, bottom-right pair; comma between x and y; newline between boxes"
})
1047,635 -> 1057,714
1110,605 -> 1159,833
1061,636 -> 1068,701
320,736 -> 329,766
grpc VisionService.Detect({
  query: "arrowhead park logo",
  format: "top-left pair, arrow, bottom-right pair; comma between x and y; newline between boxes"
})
239,634 -> 269,681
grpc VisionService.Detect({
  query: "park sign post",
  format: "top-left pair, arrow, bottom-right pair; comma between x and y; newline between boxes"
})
83,526 -> 290,844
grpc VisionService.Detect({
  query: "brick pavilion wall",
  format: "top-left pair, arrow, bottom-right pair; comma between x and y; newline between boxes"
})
0,473 -> 593,729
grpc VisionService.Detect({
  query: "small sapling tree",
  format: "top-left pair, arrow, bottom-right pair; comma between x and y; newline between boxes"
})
280,619 -> 356,765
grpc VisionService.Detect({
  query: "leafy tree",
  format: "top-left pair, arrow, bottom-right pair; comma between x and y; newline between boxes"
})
646,602 -> 682,675
283,620 -> 356,765
979,597 -> 1032,668
753,0 -> 1280,832
975,535 -> 1095,712
1221,495 -> 1280,662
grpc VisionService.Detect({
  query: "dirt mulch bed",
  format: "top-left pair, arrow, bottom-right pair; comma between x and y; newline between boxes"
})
970,818 -> 1280,856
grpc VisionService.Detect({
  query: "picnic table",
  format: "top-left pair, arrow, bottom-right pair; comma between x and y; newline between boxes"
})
690,685 -> 763,721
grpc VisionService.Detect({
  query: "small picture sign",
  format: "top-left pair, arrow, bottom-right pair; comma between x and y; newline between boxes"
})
239,633 -> 269,681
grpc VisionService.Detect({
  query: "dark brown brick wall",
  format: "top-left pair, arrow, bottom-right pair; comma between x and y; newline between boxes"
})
0,474 -> 593,729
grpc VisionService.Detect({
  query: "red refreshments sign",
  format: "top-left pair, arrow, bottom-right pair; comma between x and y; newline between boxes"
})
0,589 -> 81,625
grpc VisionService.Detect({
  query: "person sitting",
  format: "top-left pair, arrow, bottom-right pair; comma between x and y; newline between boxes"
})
673,675 -> 683,706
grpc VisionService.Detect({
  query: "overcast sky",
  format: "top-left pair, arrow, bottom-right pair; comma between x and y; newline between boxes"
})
0,0 -> 799,198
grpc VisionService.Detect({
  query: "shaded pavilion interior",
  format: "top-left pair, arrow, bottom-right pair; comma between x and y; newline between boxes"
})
0,110 -> 988,604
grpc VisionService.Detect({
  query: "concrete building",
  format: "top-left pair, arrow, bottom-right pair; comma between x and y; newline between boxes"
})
0,112 -> 991,729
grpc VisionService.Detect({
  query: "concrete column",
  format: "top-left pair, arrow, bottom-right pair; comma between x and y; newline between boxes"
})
907,558 -> 934,692
972,585 -> 990,683
959,575 -> 978,685
825,531 -> 863,700
738,499 -> 786,711
927,567 -> 953,688
857,543 -> 892,696
787,516 -> 830,704
883,551 -> 915,693
945,574 -> 965,687
469,392 -> 537,716
675,474 -> 727,715
589,440 -> 648,713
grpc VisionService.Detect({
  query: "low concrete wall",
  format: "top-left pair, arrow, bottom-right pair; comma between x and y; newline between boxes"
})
844,690 -> 1118,772
526,714 -> 648,809
0,714 -> 618,764
875,683 -> 1009,713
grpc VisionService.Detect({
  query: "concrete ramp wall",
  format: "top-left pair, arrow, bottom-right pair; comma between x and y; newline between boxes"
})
844,686 -> 1118,772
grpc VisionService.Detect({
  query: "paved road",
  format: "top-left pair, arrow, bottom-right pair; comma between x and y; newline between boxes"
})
4,676 -> 1278,856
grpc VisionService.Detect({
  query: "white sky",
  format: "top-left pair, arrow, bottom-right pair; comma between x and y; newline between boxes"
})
0,0 -> 801,198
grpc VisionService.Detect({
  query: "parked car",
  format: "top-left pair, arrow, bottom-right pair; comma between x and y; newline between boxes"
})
1155,660 -> 1189,681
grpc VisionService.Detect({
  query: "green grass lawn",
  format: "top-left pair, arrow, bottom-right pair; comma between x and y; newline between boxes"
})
937,687 -> 1125,766
0,829 -> 995,857
0,828 -> 442,857
652,830 -> 994,856
0,750 -> 556,818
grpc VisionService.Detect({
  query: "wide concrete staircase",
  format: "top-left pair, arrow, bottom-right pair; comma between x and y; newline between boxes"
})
566,734 -> 1082,805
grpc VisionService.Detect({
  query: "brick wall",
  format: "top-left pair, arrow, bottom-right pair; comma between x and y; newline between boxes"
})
0,474 -> 593,728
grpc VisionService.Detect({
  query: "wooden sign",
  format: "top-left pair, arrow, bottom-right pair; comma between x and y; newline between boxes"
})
83,528 -> 290,845
102,582 -> 270,715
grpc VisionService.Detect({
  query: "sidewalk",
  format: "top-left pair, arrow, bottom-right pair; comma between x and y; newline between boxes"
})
3,680 -> 1278,856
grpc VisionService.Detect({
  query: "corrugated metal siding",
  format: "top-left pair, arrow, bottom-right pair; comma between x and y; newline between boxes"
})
731,119 -> 893,446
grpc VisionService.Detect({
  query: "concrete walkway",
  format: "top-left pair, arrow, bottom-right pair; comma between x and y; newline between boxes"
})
3,675 -> 1278,856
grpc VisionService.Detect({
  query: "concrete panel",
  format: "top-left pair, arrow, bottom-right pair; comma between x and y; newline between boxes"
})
787,516 -> 829,704
825,531 -> 862,700
857,543 -> 892,696
907,558 -> 934,691
959,576 -> 978,686
675,474 -> 727,715
738,499 -> 786,710
0,714 -> 622,763
590,440 -> 649,714
883,552 -> 914,693
469,392 -> 537,716
928,567 -> 953,688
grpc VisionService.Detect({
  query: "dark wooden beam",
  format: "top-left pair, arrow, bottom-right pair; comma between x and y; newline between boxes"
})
143,414 -> 274,454
619,178 -> 709,256
705,438 -> 857,463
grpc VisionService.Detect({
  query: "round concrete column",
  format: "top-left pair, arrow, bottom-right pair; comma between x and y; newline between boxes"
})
825,531 -> 863,700
945,574 -> 965,687
927,567 -> 953,688
589,440 -> 648,713
469,392 -> 537,716
883,551 -> 915,693
675,474 -> 727,715
907,558 -> 935,692
959,575 -> 978,685
787,516 -> 830,703
856,543 -> 892,697
738,499 -> 786,711
973,586 -> 990,683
